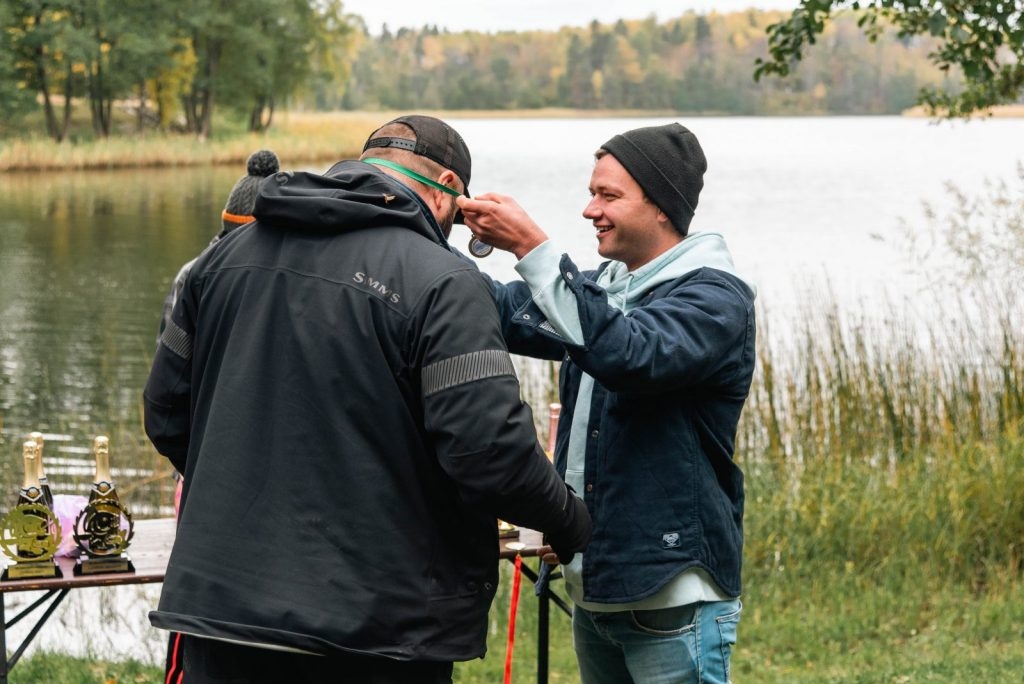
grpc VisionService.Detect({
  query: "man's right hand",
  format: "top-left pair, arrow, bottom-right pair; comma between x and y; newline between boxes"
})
456,193 -> 549,261
544,488 -> 592,565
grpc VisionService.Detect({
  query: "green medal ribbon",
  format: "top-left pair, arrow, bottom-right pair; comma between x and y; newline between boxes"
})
363,157 -> 461,197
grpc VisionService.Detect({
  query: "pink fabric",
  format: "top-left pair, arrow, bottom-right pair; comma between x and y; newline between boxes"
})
174,478 -> 183,518
52,494 -> 88,557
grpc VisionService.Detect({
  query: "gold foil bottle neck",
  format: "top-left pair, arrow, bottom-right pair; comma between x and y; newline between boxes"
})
91,435 -> 117,501
28,431 -> 46,478
21,440 -> 40,491
93,435 -> 111,482
28,431 -> 53,507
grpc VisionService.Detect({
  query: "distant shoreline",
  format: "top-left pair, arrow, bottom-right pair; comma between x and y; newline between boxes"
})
3,107 -> 1021,173
900,103 -> 1024,118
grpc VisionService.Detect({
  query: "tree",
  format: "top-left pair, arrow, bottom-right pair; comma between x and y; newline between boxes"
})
754,1 -> 1024,118
4,0 -> 78,142
71,1 -> 176,138
0,2 -> 38,130
298,0 -> 361,111
217,0 -> 348,132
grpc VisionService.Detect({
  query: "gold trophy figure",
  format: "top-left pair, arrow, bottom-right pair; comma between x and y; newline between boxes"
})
72,436 -> 135,575
0,440 -> 63,580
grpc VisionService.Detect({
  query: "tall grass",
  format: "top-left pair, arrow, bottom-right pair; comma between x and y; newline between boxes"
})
0,111 -> 385,171
742,288 -> 1024,583
729,282 -> 1024,680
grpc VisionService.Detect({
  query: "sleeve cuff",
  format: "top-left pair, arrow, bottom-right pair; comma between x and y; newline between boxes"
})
515,240 -> 562,295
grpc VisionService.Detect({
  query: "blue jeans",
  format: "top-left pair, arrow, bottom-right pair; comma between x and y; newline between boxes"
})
572,599 -> 741,684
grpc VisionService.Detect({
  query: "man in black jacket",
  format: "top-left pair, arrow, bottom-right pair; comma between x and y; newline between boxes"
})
143,115 -> 591,684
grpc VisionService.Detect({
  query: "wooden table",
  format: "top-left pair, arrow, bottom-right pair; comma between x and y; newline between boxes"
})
0,519 -> 567,684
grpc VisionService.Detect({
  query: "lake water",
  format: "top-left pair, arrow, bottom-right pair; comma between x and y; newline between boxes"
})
0,115 -> 1021,663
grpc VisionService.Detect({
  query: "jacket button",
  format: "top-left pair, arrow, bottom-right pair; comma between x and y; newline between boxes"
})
484,582 -> 494,591
565,272 -> 574,280
522,314 -> 531,320
591,429 -> 599,438
586,484 -> 594,492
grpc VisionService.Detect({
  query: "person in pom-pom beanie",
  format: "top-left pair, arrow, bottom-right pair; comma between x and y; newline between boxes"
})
457,122 -> 756,684
156,148 -> 278,684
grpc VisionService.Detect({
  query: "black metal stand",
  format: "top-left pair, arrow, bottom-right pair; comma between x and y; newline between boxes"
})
1,588 -> 70,683
517,562 -> 570,684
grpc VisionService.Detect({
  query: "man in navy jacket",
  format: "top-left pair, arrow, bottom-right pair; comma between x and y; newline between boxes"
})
458,122 -> 756,684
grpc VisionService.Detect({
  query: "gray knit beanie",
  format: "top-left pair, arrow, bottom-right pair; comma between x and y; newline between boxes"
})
222,149 -> 280,233
600,123 -> 707,236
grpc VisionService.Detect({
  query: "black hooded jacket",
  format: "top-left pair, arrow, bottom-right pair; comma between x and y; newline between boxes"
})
143,161 -> 586,661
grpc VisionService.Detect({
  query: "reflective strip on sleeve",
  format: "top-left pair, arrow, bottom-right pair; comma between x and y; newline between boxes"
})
160,318 -> 193,360
421,349 -> 516,397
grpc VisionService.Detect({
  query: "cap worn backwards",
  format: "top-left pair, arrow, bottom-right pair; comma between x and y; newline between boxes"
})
362,115 -> 472,198
601,123 -> 707,237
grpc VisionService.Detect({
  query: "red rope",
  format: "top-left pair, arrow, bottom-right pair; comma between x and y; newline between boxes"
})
504,554 -> 524,684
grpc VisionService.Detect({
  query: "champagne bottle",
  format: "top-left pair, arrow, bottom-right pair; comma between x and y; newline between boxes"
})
16,440 -> 50,560
90,435 -> 119,502
28,431 -> 54,508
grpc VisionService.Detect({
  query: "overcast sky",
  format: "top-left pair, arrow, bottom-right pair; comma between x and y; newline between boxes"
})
344,0 -> 795,34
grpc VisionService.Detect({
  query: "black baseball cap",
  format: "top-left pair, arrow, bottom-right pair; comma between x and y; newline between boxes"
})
362,115 -> 472,200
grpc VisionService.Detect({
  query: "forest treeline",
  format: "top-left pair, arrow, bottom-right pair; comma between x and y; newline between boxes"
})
0,1 -> 962,142
341,11 -> 960,116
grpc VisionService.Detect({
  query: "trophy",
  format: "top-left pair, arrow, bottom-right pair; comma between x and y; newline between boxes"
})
72,436 -> 135,575
498,519 -> 519,539
0,440 -> 63,580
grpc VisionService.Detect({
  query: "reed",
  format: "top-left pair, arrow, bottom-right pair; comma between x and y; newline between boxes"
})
0,112 -> 386,172
730,284 -> 1024,679
741,287 -> 1024,580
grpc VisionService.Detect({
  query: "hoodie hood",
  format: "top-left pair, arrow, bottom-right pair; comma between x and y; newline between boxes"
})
598,231 -> 755,312
253,160 -> 450,249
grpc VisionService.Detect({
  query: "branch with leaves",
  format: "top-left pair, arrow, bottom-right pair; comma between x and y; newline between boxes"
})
754,1 -> 1024,118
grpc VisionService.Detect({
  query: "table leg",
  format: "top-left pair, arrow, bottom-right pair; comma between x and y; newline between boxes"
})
515,560 -> 572,684
537,578 -> 549,684
2,589 -> 70,679
1,596 -> 7,684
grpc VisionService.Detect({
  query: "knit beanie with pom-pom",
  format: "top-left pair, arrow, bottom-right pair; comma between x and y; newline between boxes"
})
222,149 -> 280,233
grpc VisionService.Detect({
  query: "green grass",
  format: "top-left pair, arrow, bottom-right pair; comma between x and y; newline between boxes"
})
8,652 -> 161,683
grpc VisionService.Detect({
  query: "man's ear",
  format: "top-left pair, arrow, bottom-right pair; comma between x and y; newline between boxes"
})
429,168 -> 459,212
437,169 -> 459,194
